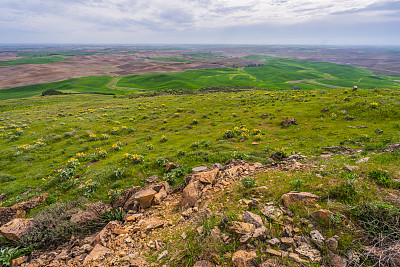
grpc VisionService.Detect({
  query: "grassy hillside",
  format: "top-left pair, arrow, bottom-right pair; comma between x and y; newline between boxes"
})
0,88 -> 399,210
0,76 -> 116,101
1,58 -> 399,101
118,59 -> 400,90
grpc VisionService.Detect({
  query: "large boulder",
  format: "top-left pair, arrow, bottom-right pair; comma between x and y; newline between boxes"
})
0,218 -> 34,241
281,191 -> 319,207
180,180 -> 203,209
133,188 -> 157,209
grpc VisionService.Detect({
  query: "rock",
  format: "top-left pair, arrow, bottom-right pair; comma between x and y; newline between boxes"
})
282,225 -> 293,237
0,193 -> 6,201
1,194 -> 48,226
85,201 -> 111,214
295,244 -> 322,263
328,251 -> 347,267
229,221 -> 255,235
145,175 -> 159,184
232,250 -> 257,267
242,211 -> 264,228
310,230 -> 325,249
126,213 -> 143,222
92,220 -> 120,246
288,253 -> 308,264
253,226 -> 268,240
0,207 -> 26,226
326,238 -> 338,252
312,209 -> 334,223
268,238 -> 281,246
193,260 -> 215,267
113,186 -> 141,209
145,219 -> 165,231
260,259 -> 282,267
71,201 -> 111,224
195,169 -> 219,184
281,118 -> 298,127
239,233 -> 252,243
180,180 -> 203,208
153,188 -> 167,205
149,181 -> 170,193
281,237 -> 295,246
210,226 -> 221,240
344,165 -> 360,172
196,226 -> 204,235
11,193 -> 48,211
134,188 -> 157,209
266,248 -> 281,257
70,210 -> 100,224
251,142 -> 259,145
356,157 -> 370,164
157,250 -> 168,261
261,204 -> 283,221
281,191 -> 319,208
181,232 -> 187,239
113,228 -> 129,235
165,162 -> 179,172
0,218 -> 34,241
192,166 -> 208,173
374,129 -> 383,134
83,244 -> 112,265
10,256 -> 28,267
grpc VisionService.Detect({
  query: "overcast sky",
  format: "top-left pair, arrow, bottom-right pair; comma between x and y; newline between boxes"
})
1,0 -> 399,45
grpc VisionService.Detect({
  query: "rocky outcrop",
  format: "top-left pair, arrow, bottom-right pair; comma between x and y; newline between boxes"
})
0,218 -> 34,241
0,193 -> 48,226
181,160 -> 264,209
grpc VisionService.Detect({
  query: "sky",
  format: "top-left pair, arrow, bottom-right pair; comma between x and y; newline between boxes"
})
0,0 -> 399,45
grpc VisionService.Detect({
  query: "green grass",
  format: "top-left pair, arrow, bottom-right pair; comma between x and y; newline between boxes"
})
0,88 -> 399,211
2,58 -> 399,101
0,76 -> 117,101
117,59 -> 400,91
0,56 -> 69,66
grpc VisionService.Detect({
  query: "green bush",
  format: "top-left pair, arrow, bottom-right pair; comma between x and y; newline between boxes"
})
368,170 -> 397,188
290,178 -> 304,190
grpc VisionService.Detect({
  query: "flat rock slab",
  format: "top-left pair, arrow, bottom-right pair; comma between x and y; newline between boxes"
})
281,191 -> 319,207
192,166 -> 208,173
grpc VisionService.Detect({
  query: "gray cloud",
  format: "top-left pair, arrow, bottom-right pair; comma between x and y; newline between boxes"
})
0,0 -> 398,44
